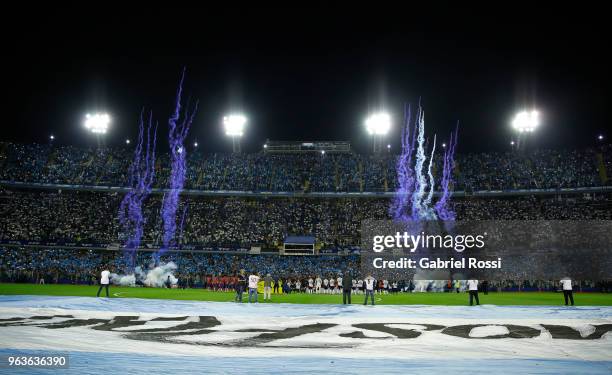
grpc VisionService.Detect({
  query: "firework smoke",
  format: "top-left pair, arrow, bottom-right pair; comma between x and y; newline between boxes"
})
118,111 -> 157,270
392,103 -> 458,222
390,105 -> 417,221
434,124 -> 459,220
156,69 -> 198,260
110,262 -> 178,288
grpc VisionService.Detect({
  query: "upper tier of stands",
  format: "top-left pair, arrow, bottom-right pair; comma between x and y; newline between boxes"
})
1,142 -> 610,192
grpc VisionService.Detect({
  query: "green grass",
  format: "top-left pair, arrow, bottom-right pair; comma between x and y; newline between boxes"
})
1,283 -> 612,305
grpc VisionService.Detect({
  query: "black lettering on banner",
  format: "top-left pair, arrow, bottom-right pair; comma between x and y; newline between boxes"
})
150,316 -> 189,321
541,324 -> 612,340
124,316 -> 223,343
2,314 -> 611,347
234,323 -> 338,347
441,324 -> 541,339
340,323 -> 445,339
91,316 -> 147,331
0,315 -> 75,327
42,319 -> 110,329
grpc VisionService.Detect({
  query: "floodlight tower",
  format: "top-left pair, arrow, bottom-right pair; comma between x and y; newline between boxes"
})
365,112 -> 391,153
511,110 -> 539,150
223,114 -> 247,153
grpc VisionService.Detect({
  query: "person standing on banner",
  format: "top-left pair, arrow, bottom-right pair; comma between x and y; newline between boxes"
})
263,273 -> 273,301
248,272 -> 260,303
342,272 -> 353,304
560,277 -> 575,306
235,270 -> 246,302
467,279 -> 480,306
364,275 -> 376,305
273,276 -> 280,294
96,267 -> 111,297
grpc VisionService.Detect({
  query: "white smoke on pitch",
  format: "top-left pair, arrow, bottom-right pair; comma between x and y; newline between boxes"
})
111,273 -> 136,286
144,262 -> 178,287
110,262 -> 178,287
412,280 -> 448,292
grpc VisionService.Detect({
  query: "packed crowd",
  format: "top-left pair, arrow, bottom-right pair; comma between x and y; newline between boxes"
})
0,247 -> 358,286
1,142 -> 609,192
2,188 -> 611,249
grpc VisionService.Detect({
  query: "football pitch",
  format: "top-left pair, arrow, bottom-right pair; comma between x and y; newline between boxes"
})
1,283 -> 611,305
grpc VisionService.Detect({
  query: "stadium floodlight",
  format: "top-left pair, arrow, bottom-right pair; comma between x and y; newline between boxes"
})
194,141 -> 198,147
442,143 -> 446,148
126,139 -> 130,145
510,140 -> 515,146
366,112 -> 391,153
223,114 -> 247,137
598,135 -> 604,141
50,135 -> 55,140
263,143 -> 268,149
321,150 -> 325,155
84,113 -> 110,134
512,110 -> 539,133
365,112 -> 391,135
387,144 -> 391,149
224,114 -> 247,152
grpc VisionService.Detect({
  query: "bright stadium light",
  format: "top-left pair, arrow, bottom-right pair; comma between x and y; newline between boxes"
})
224,114 -> 247,153
263,143 -> 268,149
194,141 -> 198,148
126,139 -> 130,145
442,143 -> 446,148
512,110 -> 539,133
84,113 -> 111,134
50,135 -> 55,140
321,150 -> 325,155
598,134 -> 604,141
365,112 -> 391,135
366,112 -> 391,153
223,114 -> 247,137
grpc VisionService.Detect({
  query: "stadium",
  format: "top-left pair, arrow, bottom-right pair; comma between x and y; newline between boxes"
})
1,6 -> 611,375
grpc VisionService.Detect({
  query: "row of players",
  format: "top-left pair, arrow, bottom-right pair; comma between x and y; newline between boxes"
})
202,274 -> 400,294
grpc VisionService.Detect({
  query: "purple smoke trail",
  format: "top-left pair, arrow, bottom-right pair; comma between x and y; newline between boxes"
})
156,69 -> 198,260
118,111 -> 158,270
390,104 -> 418,221
424,134 -> 437,209
392,102 -> 457,223
411,107 -> 429,220
434,123 -> 459,220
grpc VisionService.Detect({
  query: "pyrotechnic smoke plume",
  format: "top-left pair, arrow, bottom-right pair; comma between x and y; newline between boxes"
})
118,111 -> 157,270
156,69 -> 198,260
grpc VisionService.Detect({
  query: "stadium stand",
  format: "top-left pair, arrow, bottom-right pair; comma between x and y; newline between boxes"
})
1,142 -> 611,291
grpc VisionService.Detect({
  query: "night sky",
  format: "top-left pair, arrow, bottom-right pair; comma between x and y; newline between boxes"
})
2,6 -> 609,153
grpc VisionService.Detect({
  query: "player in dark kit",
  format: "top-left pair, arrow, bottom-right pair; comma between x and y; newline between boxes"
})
235,270 -> 246,303
342,272 -> 353,304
